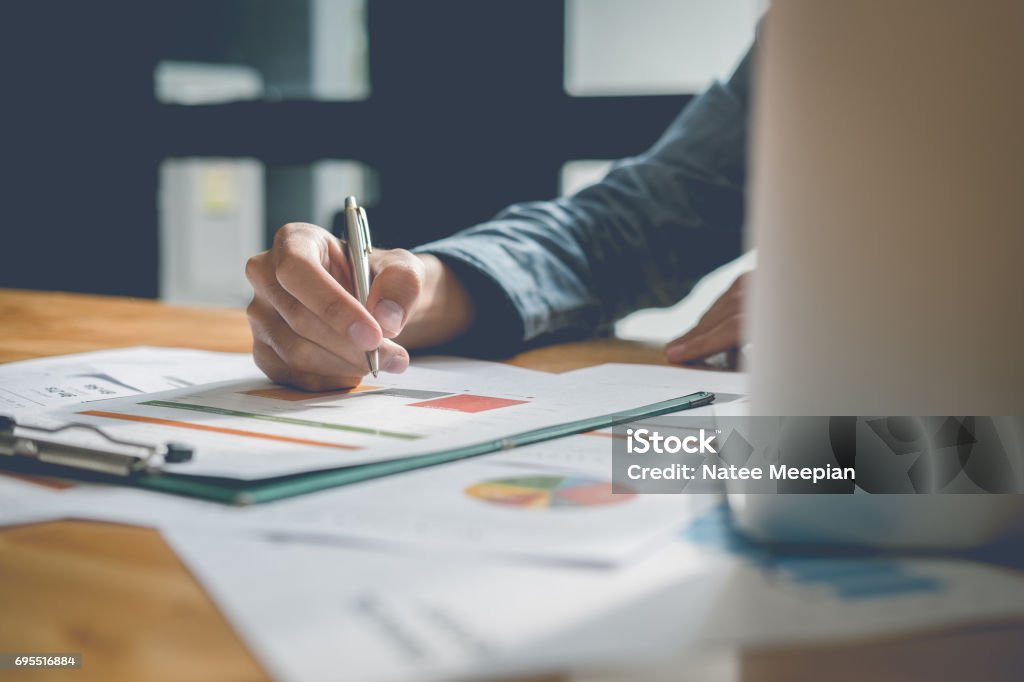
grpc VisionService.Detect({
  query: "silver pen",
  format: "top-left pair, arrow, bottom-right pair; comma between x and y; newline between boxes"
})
343,196 -> 379,378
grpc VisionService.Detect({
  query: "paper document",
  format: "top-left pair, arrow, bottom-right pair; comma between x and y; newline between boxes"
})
680,504 -> 1024,646
0,473 -> 68,527
162,503 -> 1024,682
163,529 -> 724,682
564,364 -> 749,416
0,374 -> 137,415
0,347 -> 261,416
38,367 -> 705,480
563,363 -> 748,397
0,348 -> 540,420
57,457 -> 715,564
413,355 -> 550,381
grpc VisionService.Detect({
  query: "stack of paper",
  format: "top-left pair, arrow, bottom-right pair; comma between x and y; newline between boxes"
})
3,348 -> 1023,682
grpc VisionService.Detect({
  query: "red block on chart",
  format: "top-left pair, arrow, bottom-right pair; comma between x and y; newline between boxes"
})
409,394 -> 527,413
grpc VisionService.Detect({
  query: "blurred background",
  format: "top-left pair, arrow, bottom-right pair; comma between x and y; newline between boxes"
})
2,0 -> 760,312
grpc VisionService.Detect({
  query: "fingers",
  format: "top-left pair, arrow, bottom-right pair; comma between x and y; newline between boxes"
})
665,274 -> 748,364
246,222 -> 418,389
249,300 -> 409,390
247,256 -> 374,370
366,249 -> 426,338
253,339 -> 360,392
669,274 -> 747,347
271,224 -> 383,353
665,314 -> 744,364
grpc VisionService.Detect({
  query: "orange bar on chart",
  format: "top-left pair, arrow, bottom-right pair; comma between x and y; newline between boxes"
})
242,385 -> 379,402
78,410 -> 361,450
409,394 -> 527,413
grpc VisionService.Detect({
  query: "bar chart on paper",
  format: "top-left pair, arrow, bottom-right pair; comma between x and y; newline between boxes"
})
46,364 -> 697,480
42,364 -> 712,482
82,383 -> 529,444
54,370 -> 544,476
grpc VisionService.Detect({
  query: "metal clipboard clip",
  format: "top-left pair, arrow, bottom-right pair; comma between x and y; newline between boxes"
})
0,414 -> 193,477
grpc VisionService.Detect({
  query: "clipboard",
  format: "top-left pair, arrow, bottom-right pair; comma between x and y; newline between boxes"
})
0,391 -> 715,505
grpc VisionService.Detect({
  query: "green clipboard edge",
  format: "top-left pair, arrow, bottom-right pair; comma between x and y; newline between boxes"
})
134,390 -> 715,505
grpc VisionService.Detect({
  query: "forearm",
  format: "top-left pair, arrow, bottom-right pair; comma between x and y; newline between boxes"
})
411,43 -> 755,354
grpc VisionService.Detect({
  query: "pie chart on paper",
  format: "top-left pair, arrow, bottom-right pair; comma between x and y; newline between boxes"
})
465,475 -> 634,509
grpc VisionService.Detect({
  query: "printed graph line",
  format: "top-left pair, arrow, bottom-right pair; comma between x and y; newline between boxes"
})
139,400 -> 423,440
78,410 -> 363,450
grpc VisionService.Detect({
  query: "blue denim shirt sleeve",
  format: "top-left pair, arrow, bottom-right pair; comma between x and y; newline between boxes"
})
414,43 -> 754,357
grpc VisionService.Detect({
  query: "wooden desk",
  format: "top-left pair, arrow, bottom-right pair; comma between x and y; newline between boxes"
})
0,289 -> 665,370
1,289 -> 1021,682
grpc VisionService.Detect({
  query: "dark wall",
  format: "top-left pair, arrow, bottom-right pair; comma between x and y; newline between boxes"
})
1,1 -> 687,299
3,1 -> 161,296
364,1 -> 567,238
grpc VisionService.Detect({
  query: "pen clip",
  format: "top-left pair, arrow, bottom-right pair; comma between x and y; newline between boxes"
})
357,207 -> 372,255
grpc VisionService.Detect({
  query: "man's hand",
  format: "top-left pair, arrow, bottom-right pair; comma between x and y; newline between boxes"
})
246,223 -> 472,391
664,273 -> 748,365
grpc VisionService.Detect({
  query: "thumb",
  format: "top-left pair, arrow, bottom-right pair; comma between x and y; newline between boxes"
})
366,249 -> 426,338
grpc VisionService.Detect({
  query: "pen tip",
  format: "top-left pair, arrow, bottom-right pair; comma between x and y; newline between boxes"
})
372,370 -> 379,378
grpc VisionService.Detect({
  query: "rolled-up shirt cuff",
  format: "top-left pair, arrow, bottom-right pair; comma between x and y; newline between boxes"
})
411,244 -> 528,358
